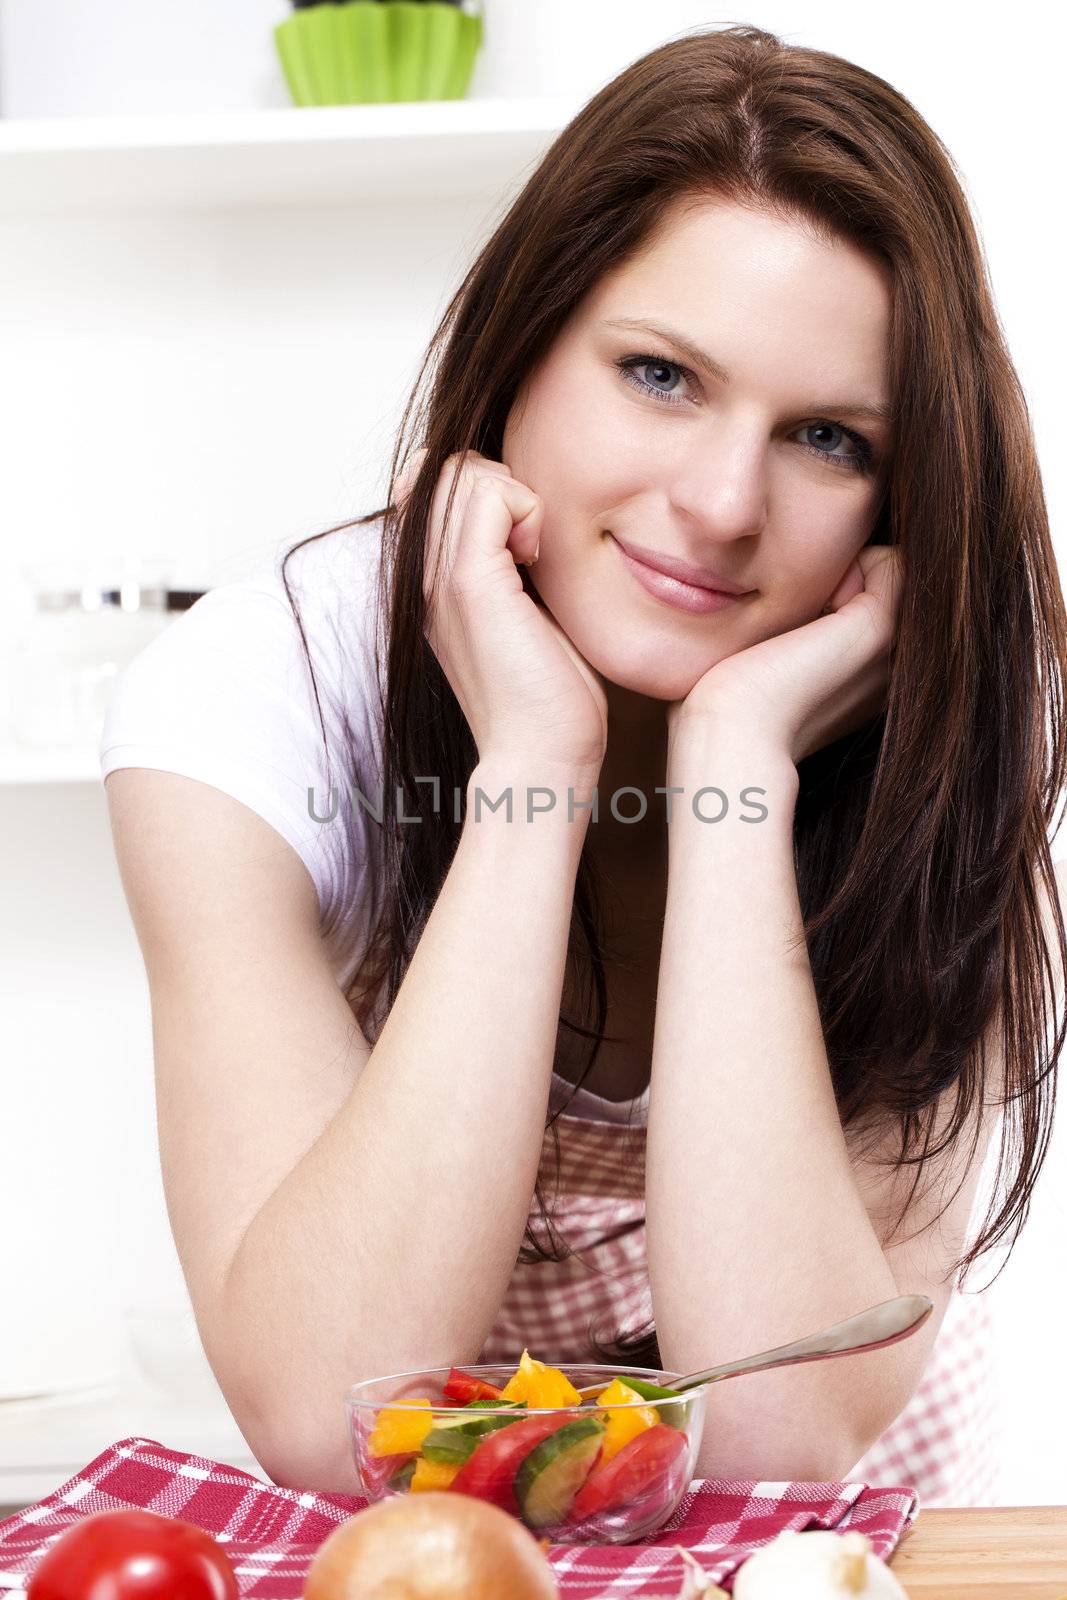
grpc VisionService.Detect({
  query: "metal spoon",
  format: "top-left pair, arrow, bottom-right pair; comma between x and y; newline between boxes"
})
575,1293 -> 934,1400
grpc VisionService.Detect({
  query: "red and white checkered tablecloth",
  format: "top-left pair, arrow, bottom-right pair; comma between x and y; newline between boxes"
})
0,1435 -> 919,1597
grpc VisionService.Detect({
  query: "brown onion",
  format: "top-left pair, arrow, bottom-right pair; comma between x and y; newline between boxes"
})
302,1491 -> 560,1600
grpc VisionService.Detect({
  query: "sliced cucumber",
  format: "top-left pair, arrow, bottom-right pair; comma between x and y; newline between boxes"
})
420,1426 -> 480,1466
458,1399 -> 527,1431
514,1415 -> 606,1529
386,1459 -> 417,1490
460,1410 -> 528,1438
430,1399 -> 528,1437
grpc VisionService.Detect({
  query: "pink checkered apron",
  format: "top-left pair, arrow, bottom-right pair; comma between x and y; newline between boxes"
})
476,1094 -> 1001,1509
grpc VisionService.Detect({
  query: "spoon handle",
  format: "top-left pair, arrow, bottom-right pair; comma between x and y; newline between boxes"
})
671,1293 -> 934,1393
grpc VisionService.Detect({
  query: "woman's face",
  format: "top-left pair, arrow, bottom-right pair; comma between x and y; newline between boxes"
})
501,194 -> 894,703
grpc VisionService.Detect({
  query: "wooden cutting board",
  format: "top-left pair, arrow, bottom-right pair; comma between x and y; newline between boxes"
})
886,1506 -> 1067,1597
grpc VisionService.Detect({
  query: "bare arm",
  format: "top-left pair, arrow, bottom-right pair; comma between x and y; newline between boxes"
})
208,758 -> 595,1491
646,727 -> 919,1481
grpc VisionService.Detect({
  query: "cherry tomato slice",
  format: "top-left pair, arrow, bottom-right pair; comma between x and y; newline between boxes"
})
569,1422 -> 688,1519
26,1509 -> 237,1600
448,1413 -> 575,1510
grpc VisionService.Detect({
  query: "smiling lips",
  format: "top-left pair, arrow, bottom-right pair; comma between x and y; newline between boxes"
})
608,532 -> 752,616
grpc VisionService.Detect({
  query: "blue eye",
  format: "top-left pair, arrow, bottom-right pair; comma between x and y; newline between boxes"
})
620,355 -> 687,402
614,353 -> 876,476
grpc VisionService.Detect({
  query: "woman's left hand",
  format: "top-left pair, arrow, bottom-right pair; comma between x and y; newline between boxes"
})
667,545 -> 904,767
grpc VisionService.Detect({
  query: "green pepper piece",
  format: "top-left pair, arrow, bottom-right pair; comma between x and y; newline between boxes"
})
609,1374 -> 695,1433
613,1375 -> 683,1401
461,1397 -> 527,1409
386,1458 -> 417,1490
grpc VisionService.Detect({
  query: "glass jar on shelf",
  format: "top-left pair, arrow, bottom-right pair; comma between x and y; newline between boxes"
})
5,555 -> 201,751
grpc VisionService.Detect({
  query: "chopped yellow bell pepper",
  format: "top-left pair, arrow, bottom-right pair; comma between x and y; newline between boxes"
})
499,1348 -> 583,1408
367,1397 -> 435,1457
409,1456 -> 461,1492
595,1377 -> 660,1463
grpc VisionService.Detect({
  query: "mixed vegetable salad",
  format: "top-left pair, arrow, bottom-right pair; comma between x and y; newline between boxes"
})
359,1349 -> 697,1533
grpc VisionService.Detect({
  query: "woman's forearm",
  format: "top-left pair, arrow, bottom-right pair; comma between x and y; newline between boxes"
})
220,758 -> 597,1492
646,727 -> 900,1481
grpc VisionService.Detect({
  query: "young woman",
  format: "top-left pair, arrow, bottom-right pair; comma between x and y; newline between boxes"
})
102,25 -> 1067,1506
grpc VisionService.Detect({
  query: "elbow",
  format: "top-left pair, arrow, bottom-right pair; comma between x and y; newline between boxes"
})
694,1435 -> 861,1484
205,1354 -> 362,1497
809,1402 -> 913,1484
702,1434 -> 878,1484
692,1388 -> 914,1484
824,1434 -> 874,1484
230,1395 -> 363,1497
844,1351 -> 925,1473
257,1435 -> 363,1498
201,1302 -> 363,1497
841,1384 -> 919,1480
239,1383 -> 361,1495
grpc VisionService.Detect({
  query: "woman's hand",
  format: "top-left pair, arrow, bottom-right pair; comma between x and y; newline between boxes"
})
400,446 -> 609,776
666,544 -> 904,767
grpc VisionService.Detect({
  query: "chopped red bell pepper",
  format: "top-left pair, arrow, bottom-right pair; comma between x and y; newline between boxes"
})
359,1448 -> 418,1495
442,1366 -> 505,1403
448,1413 -> 575,1510
568,1422 -> 688,1519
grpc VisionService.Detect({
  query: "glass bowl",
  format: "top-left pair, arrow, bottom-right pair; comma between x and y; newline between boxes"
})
345,1362 -> 707,1545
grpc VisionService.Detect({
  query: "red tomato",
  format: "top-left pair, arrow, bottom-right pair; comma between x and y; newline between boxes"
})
448,1413 -> 575,1510
569,1423 -> 688,1519
26,1509 -> 237,1600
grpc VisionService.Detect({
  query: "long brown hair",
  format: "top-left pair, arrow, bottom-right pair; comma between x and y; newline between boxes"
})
280,23 -> 1067,1370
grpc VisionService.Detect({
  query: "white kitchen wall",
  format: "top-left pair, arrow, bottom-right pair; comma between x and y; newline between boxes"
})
0,0 -> 1064,1502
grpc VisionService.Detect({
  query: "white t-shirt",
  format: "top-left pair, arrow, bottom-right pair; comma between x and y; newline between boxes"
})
99,521 -> 389,999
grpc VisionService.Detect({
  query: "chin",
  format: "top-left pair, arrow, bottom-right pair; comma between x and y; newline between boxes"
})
615,677 -> 682,702
594,653 -> 713,703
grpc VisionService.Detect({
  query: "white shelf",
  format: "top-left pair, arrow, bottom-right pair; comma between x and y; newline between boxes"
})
0,746 -> 100,786
0,1380 -> 265,1507
0,98 -> 580,214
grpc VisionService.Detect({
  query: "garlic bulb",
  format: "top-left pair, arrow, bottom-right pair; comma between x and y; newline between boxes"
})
732,1529 -> 910,1599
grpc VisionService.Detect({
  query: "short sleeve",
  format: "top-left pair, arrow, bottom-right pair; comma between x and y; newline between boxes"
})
99,527 -> 386,988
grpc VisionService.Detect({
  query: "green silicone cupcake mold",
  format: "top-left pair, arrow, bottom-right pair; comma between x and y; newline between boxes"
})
275,1 -> 484,106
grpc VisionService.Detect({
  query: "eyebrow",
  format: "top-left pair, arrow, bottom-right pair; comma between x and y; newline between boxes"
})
602,317 -> 894,425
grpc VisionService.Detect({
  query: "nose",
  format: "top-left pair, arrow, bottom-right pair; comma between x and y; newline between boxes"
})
665,420 -> 768,544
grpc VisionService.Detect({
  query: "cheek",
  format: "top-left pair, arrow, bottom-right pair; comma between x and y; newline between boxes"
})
773,521 -> 867,608
517,365 -> 609,469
